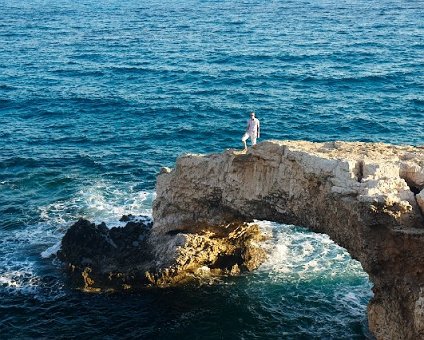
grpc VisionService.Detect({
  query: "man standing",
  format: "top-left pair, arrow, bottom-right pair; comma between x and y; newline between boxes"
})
242,112 -> 260,151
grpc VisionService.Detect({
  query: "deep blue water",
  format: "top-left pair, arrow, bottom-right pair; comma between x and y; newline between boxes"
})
1,0 -> 423,338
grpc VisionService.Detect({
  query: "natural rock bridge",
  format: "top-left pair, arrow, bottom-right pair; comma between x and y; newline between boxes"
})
59,140 -> 424,338
153,140 -> 424,340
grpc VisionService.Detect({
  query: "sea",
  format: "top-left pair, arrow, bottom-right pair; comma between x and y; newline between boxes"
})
1,0 -> 423,338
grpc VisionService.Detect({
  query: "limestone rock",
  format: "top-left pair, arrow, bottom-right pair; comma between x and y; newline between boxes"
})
152,140 -> 424,340
415,289 -> 424,336
145,222 -> 267,286
58,140 -> 424,339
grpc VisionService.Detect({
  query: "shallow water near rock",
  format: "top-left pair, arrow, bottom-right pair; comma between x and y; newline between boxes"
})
1,0 -> 422,338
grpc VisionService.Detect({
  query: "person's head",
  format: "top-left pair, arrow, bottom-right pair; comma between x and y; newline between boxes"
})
250,112 -> 255,119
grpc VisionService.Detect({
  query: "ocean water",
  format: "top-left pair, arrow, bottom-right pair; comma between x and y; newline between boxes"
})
1,0 -> 423,338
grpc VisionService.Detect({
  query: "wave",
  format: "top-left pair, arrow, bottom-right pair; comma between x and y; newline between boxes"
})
0,156 -> 39,168
0,84 -> 16,91
300,72 -> 403,84
256,221 -> 369,283
0,98 -> 12,106
0,219 -> 66,300
106,65 -> 193,77
0,154 -> 102,172
65,96 -> 128,106
38,181 -> 155,228
50,68 -> 105,77
41,241 -> 61,258
410,98 -> 424,106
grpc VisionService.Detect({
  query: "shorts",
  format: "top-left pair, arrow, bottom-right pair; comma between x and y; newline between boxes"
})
242,132 -> 257,145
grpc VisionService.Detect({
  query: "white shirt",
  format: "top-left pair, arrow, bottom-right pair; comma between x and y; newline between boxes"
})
247,118 -> 260,135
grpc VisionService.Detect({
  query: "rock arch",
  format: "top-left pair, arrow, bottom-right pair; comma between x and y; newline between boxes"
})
153,140 -> 424,340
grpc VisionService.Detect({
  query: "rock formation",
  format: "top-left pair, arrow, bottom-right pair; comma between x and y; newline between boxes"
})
58,216 -> 266,291
59,140 -> 424,339
57,217 -> 154,292
153,140 -> 424,340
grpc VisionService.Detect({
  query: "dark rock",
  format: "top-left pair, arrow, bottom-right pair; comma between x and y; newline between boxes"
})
58,217 -> 154,291
119,214 -> 133,222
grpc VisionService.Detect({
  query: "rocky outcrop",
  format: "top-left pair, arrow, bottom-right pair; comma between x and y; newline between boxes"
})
145,222 -> 266,286
153,140 -> 424,340
58,217 -> 266,291
58,140 -> 424,339
57,217 -> 154,292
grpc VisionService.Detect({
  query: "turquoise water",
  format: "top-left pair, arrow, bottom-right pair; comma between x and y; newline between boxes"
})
1,0 -> 423,338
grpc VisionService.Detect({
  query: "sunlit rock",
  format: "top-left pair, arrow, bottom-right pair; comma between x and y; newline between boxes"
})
153,140 -> 424,340
59,140 -> 424,339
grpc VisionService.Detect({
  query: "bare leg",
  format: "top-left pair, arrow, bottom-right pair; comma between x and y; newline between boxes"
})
243,139 -> 247,151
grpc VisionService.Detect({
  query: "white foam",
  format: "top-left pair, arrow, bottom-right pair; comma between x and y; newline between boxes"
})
37,181 -> 155,261
41,241 -> 61,258
0,263 -> 40,295
38,181 -> 154,228
256,221 -> 368,283
0,271 -> 24,288
335,289 -> 370,317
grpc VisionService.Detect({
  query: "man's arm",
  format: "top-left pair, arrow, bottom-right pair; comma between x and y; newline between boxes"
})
257,120 -> 260,138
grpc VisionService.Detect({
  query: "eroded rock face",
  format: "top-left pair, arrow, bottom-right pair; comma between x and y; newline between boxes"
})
417,190 -> 424,214
153,140 -> 424,340
145,222 -> 267,286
